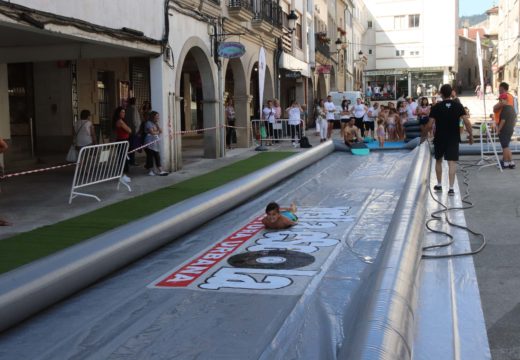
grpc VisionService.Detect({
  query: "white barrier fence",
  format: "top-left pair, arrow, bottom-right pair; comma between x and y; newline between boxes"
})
251,119 -> 305,145
69,141 -> 131,204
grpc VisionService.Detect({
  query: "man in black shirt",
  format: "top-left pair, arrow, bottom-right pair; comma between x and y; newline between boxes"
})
428,84 -> 474,196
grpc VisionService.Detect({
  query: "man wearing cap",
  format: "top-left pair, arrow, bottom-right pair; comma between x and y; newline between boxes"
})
493,82 -> 515,126
427,84 -> 474,196
497,93 -> 517,169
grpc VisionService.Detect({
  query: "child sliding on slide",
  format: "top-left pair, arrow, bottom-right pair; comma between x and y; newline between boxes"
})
262,202 -> 298,229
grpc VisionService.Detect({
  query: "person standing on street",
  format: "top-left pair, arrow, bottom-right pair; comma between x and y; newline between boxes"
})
493,82 -> 515,127
352,98 -> 368,137
125,98 -> 141,165
285,100 -> 303,147
427,84 -> 474,196
324,95 -> 336,139
113,106 -> 132,183
225,98 -> 237,149
497,93 -> 517,169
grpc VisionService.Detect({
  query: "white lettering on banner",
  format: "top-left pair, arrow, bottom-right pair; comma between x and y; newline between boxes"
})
180,266 -> 207,274
295,221 -> 340,229
192,259 -> 217,266
297,207 -> 351,221
150,208 -> 354,292
248,231 -> 339,253
199,267 -> 317,290
165,274 -> 194,283
204,253 -> 227,260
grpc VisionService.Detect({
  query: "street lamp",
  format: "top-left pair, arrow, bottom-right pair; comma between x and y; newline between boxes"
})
285,10 -> 298,34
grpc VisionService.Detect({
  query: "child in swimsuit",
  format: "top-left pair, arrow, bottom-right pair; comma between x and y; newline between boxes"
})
386,109 -> 397,141
376,118 -> 386,148
262,202 -> 298,229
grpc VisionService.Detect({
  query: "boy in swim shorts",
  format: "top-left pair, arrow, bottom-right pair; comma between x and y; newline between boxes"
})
262,202 -> 298,229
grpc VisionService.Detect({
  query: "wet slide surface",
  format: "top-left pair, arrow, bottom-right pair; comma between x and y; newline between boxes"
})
0,151 -> 415,360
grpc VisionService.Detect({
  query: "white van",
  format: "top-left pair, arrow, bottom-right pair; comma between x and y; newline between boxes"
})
328,91 -> 364,120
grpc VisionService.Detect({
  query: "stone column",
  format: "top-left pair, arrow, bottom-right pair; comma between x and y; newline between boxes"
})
202,98 -> 220,158
233,94 -> 252,148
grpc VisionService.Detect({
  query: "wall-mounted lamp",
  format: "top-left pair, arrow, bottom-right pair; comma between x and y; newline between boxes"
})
285,10 -> 298,34
335,38 -> 348,51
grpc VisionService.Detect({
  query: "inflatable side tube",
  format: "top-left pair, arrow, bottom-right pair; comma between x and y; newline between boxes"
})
339,143 -> 431,360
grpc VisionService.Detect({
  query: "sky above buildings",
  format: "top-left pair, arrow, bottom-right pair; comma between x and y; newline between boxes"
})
459,0 -> 495,16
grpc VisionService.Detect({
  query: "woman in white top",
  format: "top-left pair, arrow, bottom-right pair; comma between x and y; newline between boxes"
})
74,109 -> 96,150
225,98 -> 237,149
263,100 -> 276,145
285,100 -> 303,147
352,98 -> 368,137
317,99 -> 328,143
323,95 -> 337,139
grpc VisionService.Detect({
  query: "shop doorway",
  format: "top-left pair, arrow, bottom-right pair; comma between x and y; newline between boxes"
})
177,46 -> 217,163
7,63 -> 35,163
97,71 -> 116,143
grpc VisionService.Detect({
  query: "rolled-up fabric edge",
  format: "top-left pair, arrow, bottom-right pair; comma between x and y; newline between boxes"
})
339,142 -> 431,360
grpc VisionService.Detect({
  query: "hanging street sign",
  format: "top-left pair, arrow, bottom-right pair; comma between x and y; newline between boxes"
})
218,42 -> 246,59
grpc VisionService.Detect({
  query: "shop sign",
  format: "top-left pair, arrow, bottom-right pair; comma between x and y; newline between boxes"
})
316,65 -> 331,74
285,71 -> 302,79
218,42 -> 246,59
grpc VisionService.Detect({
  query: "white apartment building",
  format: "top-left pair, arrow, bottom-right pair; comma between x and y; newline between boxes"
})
497,0 -> 519,93
363,0 -> 459,100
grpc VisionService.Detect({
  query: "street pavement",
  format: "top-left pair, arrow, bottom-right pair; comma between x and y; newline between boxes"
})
1,95 -> 519,358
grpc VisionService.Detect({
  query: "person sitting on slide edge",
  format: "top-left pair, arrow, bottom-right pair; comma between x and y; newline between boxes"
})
262,202 -> 298,230
344,117 -> 362,147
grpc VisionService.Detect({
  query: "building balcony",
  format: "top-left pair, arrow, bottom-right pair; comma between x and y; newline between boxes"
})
315,34 -> 330,58
227,0 -> 254,22
252,1 -> 283,37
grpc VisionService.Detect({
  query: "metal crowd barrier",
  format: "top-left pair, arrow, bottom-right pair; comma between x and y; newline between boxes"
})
251,119 -> 305,145
69,141 -> 131,204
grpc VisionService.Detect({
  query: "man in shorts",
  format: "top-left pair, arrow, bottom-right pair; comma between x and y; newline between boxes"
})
497,93 -> 517,169
428,84 -> 474,196
343,117 -> 362,147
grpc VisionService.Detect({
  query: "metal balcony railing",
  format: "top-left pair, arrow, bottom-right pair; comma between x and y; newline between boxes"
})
253,1 -> 282,28
228,0 -> 252,11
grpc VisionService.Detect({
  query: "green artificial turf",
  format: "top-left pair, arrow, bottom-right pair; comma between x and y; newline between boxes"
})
0,152 -> 294,274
